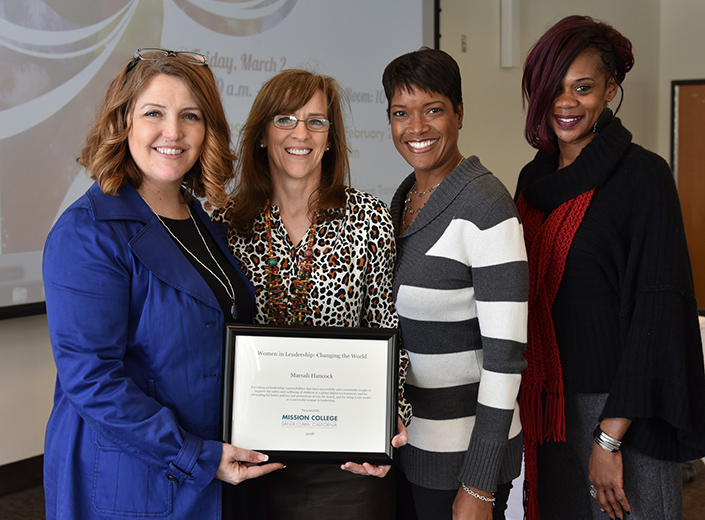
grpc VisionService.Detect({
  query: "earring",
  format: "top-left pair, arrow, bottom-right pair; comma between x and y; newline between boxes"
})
592,107 -> 613,133
325,147 -> 330,151
260,143 -> 266,148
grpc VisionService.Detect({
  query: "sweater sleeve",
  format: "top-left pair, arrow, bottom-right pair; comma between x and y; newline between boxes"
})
601,153 -> 705,460
459,192 -> 529,491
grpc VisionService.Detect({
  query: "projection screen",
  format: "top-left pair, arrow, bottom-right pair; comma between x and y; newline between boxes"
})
0,0 -> 434,317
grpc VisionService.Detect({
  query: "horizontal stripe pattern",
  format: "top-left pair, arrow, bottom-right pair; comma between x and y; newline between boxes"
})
405,350 -> 482,388
426,217 -> 527,268
396,285 -> 476,322
391,158 -> 528,490
475,300 -> 528,343
471,217 -> 527,267
407,416 -> 475,452
477,369 -> 522,411
406,403 -> 522,453
400,319 -> 483,355
405,384 -> 478,420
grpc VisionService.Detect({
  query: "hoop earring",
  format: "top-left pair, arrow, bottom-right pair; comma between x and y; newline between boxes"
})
612,84 -> 625,116
592,107 -> 614,133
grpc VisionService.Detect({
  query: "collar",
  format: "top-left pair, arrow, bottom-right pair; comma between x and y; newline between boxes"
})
391,156 -> 490,236
83,181 -> 252,309
86,182 -> 153,222
520,118 -> 633,212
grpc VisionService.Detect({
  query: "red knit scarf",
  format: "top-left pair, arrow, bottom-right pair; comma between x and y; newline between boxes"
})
516,189 -> 595,520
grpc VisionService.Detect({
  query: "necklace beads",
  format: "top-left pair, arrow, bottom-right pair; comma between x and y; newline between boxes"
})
401,156 -> 464,232
401,180 -> 440,232
263,203 -> 317,325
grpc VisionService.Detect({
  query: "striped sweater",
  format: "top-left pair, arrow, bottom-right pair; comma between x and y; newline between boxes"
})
390,157 -> 528,492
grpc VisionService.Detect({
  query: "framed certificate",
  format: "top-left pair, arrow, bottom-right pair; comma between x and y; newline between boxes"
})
223,324 -> 399,464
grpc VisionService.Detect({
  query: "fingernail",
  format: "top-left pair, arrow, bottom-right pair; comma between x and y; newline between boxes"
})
258,454 -> 269,462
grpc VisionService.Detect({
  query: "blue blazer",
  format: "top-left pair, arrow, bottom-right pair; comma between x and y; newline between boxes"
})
42,182 -> 254,519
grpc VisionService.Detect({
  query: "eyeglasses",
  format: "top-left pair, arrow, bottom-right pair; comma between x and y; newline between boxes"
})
271,115 -> 331,133
126,48 -> 208,73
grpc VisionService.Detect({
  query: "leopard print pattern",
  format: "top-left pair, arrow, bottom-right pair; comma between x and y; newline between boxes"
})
398,348 -> 412,426
213,188 -> 411,425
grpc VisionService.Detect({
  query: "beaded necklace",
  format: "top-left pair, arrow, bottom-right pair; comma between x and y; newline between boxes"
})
401,156 -> 464,232
401,180 -> 440,231
263,202 -> 317,325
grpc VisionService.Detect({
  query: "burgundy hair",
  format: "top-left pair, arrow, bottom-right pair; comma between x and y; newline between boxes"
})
522,15 -> 634,152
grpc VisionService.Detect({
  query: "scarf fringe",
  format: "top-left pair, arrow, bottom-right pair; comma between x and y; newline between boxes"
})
544,380 -> 566,443
521,379 -> 566,520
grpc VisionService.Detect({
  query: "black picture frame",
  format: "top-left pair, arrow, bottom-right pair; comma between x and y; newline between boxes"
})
223,324 -> 399,465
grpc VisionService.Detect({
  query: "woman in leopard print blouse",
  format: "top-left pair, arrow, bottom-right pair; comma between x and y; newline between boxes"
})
212,69 -> 410,520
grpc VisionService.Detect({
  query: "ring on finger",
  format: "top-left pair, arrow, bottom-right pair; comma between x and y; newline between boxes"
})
589,485 -> 598,498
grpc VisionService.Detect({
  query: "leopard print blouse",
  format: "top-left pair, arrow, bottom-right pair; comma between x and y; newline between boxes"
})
212,188 -> 411,424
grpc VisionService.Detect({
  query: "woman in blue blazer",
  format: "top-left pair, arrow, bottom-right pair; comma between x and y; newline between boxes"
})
42,49 -> 282,520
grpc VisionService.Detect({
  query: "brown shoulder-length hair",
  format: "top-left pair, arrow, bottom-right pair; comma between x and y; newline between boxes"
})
522,15 -> 634,153
227,69 -> 350,236
77,54 -> 236,209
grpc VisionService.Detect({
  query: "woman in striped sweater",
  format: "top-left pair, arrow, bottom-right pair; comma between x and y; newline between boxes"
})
382,48 -> 529,520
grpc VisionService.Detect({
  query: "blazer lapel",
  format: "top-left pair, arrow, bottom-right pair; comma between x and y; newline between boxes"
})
192,202 -> 256,301
90,183 -> 221,311
129,216 -> 221,310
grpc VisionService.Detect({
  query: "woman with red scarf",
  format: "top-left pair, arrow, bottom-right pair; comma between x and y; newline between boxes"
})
515,15 -> 705,520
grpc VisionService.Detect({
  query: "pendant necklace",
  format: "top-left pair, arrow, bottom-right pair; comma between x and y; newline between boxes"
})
145,199 -> 238,320
402,156 -> 465,232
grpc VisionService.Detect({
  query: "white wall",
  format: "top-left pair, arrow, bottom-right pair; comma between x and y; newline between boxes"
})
0,314 -> 55,465
658,0 -> 705,157
440,0 -> 662,193
2,0 -> 705,473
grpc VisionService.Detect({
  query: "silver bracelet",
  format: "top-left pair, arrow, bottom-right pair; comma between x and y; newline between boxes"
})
461,484 -> 495,504
593,426 -> 622,453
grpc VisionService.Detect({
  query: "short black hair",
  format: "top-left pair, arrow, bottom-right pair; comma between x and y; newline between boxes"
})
382,47 -> 462,119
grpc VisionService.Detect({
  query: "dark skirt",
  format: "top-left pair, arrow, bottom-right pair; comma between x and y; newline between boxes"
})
262,463 -> 396,520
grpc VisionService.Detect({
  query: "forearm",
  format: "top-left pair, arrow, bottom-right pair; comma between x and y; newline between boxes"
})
599,417 -> 632,441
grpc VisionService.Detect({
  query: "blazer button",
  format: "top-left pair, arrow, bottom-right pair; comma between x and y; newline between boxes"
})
167,475 -> 179,483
